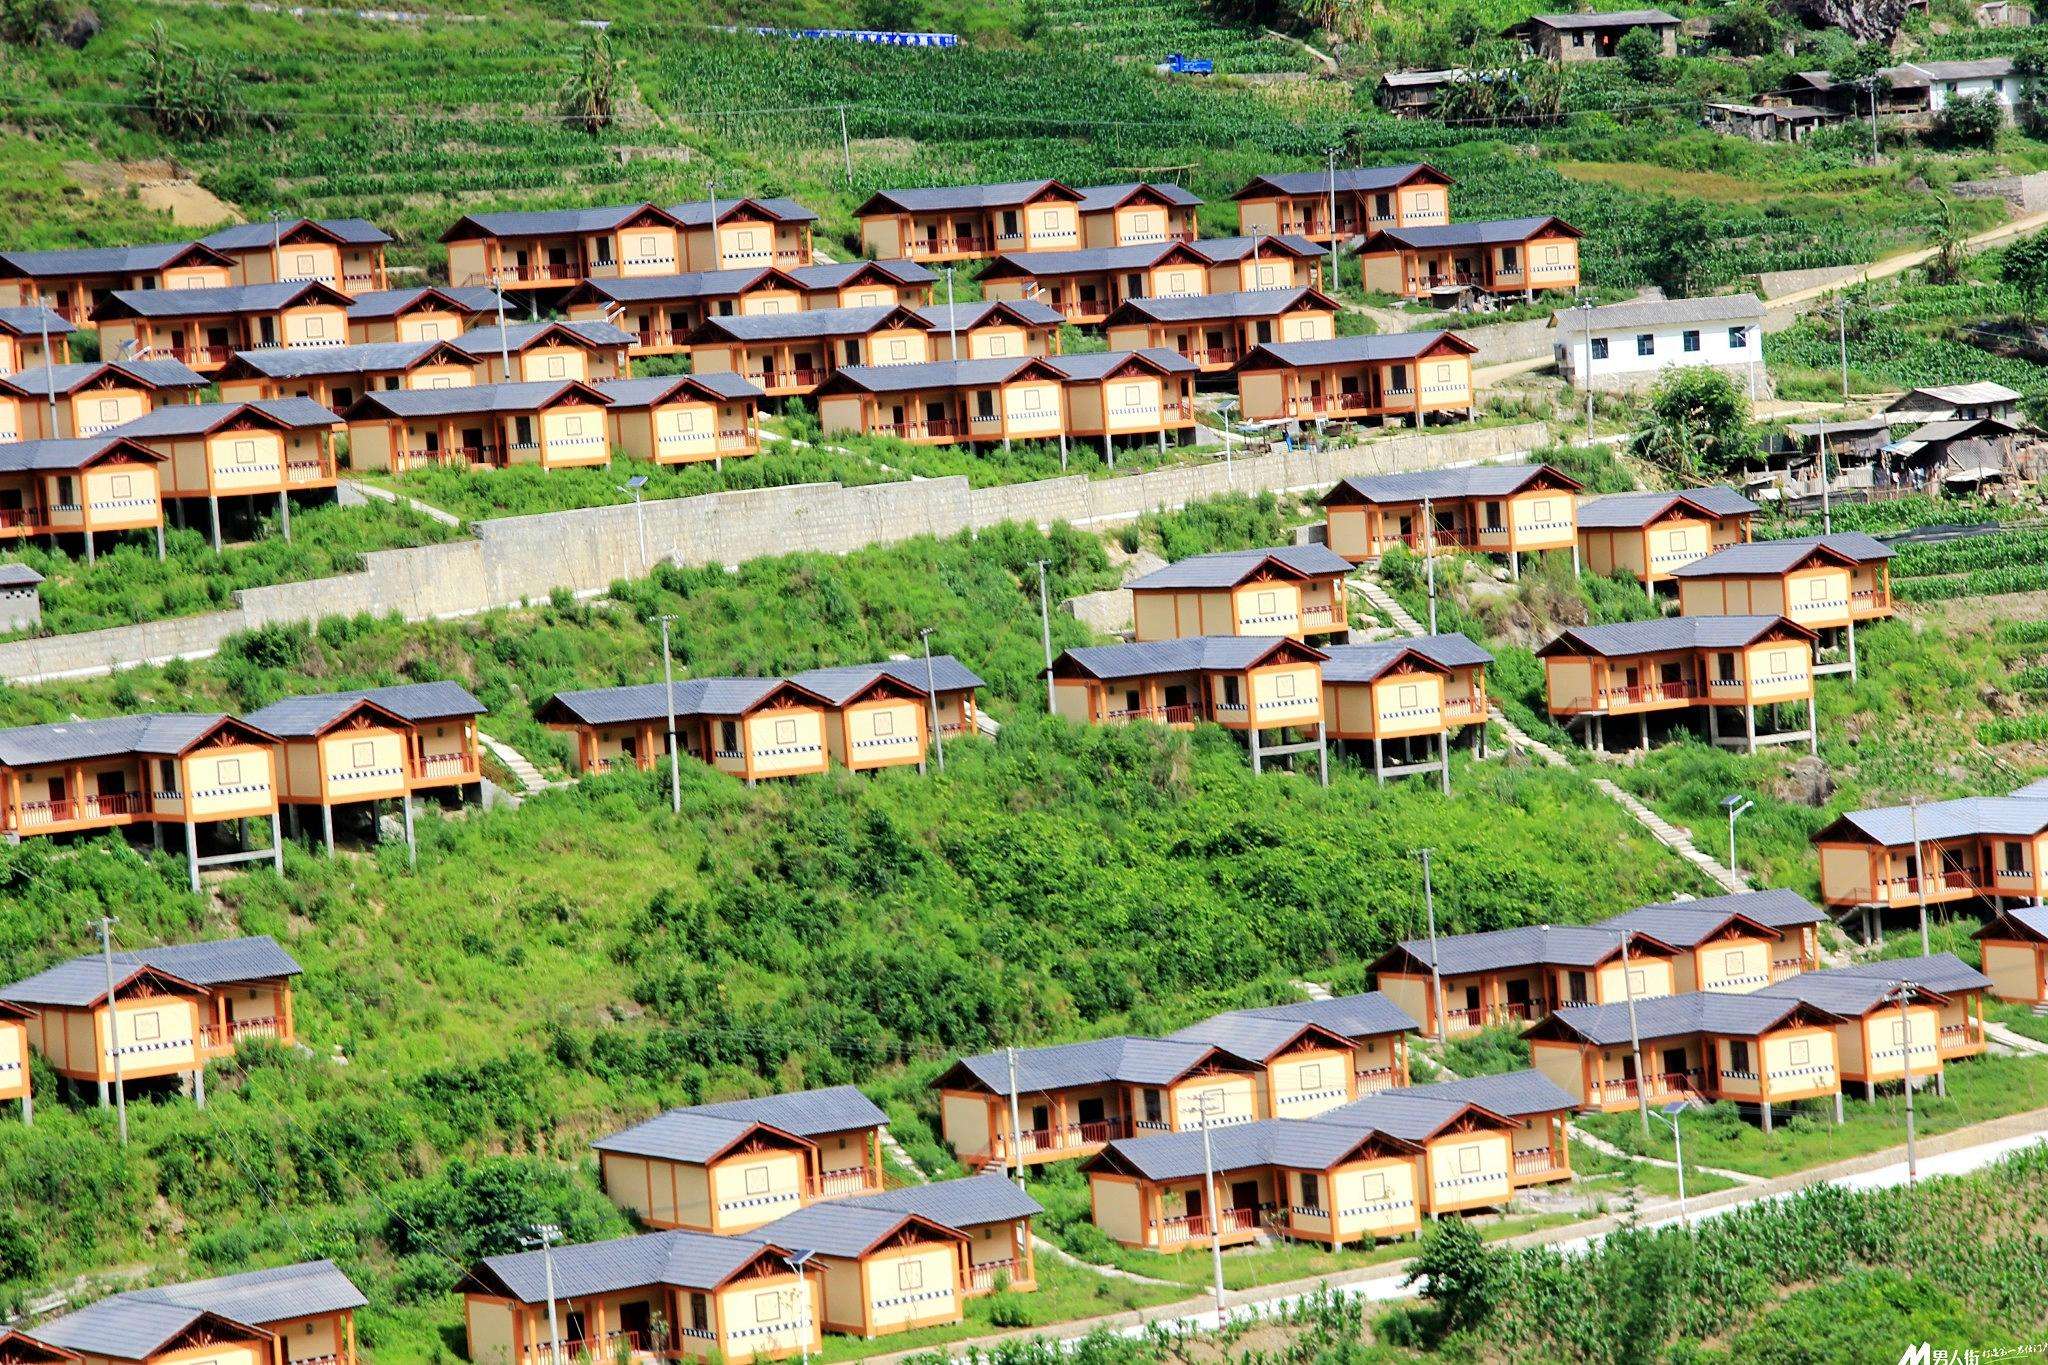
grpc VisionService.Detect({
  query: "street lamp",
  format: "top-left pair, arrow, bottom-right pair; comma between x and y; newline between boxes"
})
1615,927 -> 1651,1137
779,1249 -> 816,1365
1576,299 -> 1596,440
97,914 -> 129,1146
1034,558 -> 1056,715
1215,397 -> 1239,486
1419,848 -> 1446,1041
1651,1100 -> 1691,1227
521,1224 -> 566,1365
919,627 -> 945,773
1194,1090 -> 1228,1329
658,614 -> 682,814
618,474 -> 648,571
1721,795 -> 1754,877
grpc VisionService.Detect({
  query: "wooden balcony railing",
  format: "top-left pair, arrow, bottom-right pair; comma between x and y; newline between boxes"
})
1153,1204 -> 1267,1244
1591,1069 -> 1703,1104
806,1167 -> 882,1199
158,344 -> 235,365
1602,681 -> 1698,704
1104,703 -> 1197,725
1938,1022 -> 1984,1054
417,752 -> 477,778
967,1259 -> 1021,1294
990,1116 -> 1131,1160
17,792 -> 150,827
1514,1147 -> 1563,1176
1354,1065 -> 1398,1094
201,1016 -> 281,1049
877,418 -> 965,440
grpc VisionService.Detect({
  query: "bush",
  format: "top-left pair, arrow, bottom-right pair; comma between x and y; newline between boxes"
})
1932,93 -> 2004,149
1617,25 -> 1666,82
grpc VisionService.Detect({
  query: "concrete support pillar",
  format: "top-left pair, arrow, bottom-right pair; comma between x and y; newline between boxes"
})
154,524 -> 166,562
1249,724 -> 1263,775
1807,695 -> 1818,756
208,494 -> 222,553
1847,618 -> 1858,681
194,1063 -> 206,1109
151,820 -> 163,852
1057,431 -> 1068,470
184,820 -> 200,893
270,825 -> 282,875
321,804 -> 335,856
1744,704 -> 1757,755
1103,434 -> 1114,468
1761,1101 -> 1774,1133
1936,1069 -> 1947,1098
1372,735 -> 1384,785
1571,541 -> 1581,575
402,792 -> 416,869
1866,1080 -> 1875,1101
1593,714 -> 1604,753
83,532 -> 94,566
279,488 -> 292,543
19,1092 -> 28,1126
1317,724 -> 1329,789
1438,730 -> 1449,795
1833,1092 -> 1844,1125
97,1078 -> 109,1107
1510,550 -> 1520,582
1638,711 -> 1649,752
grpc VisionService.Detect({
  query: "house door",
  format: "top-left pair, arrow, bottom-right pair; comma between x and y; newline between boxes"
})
1204,328 -> 1224,358
1660,662 -> 1683,689
1230,1180 -> 1261,1215
888,404 -> 905,431
1661,1046 -> 1689,1081
1163,683 -> 1189,713
563,1311 -> 587,1347
922,223 -> 941,252
1076,1095 -> 1105,1126
95,771 -> 126,798
214,324 -> 238,352
1031,1103 -> 1050,1133
924,400 -> 946,433
46,776 -> 66,804
1622,1055 -> 1639,1083
546,245 -> 570,272
461,426 -> 485,458
0,488 -> 21,522
1505,978 -> 1531,1009
1183,1186 -> 1203,1219
1461,984 -> 1480,1015
1624,666 -> 1640,692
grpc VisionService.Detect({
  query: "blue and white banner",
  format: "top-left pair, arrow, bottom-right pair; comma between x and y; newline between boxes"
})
750,26 -> 960,47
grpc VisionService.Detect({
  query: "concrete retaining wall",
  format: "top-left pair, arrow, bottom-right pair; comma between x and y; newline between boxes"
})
1952,171 -> 2048,213
0,421 -> 1551,683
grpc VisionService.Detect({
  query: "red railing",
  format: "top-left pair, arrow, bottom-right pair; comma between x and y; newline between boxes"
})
878,418 -> 964,440
756,368 -> 822,388
0,507 -> 30,529
1184,346 -> 1240,365
1605,681 -> 1698,703
1155,1205 -> 1265,1242
1902,870 -> 1976,893
159,344 -> 235,365
516,1331 -> 641,1363
1398,528 -> 1475,551
16,792 -> 149,826
201,1016 -> 280,1049
1494,997 -> 1549,1022
1296,393 -> 1375,416
635,328 -> 687,348
1592,1069 -> 1702,1103
417,752 -> 477,777
503,262 -> 580,283
992,1116 -> 1130,1159
1105,704 -> 1196,724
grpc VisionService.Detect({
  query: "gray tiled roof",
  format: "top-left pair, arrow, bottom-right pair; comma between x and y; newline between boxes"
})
1904,57 -> 2015,81
861,180 -> 1072,213
1162,1013 -> 1346,1059
457,319 -> 634,352
1670,533 -> 1893,577
0,305 -> 74,337
1317,1088 -> 1505,1142
1221,990 -> 1421,1039
1539,614 -> 1802,658
1377,1069 -> 1576,1119
1543,990 -> 1829,1046
0,241 -> 217,279
790,259 -> 935,288
0,564 -> 44,587
447,203 -> 661,238
820,357 -> 1048,395
1982,904 -> 2048,941
0,712 -> 238,767
1053,635 -> 1316,682
593,1109 -> 799,1164
1822,796 -> 2048,846
1896,417 -> 2017,445
1094,1117 -> 1380,1180
1381,923 -> 1634,976
241,680 -> 485,737
1575,487 -> 1759,528
1326,463 -> 1564,503
983,243 -> 1190,277
1187,235 -> 1327,263
344,286 -> 503,320
1598,904 -> 1781,948
538,677 -> 787,728
592,372 -> 765,406
1126,543 -> 1354,590
0,359 -> 208,395
750,1203 -> 954,1259
200,218 -> 391,249
909,300 -> 1063,330
1759,953 -> 1991,1016
104,281 -> 339,317
30,1299 -> 232,1358
2,935 -> 301,1008
225,341 -> 462,378
1528,8 -> 1679,27
576,268 -> 767,302
110,397 -> 340,438
1108,287 -> 1331,323
852,1174 -> 1042,1228
1366,217 -> 1575,249
1888,382 -> 2022,409
1613,888 -> 1823,931
1074,182 -> 1205,213
345,380 -> 604,419
664,196 -> 818,226
477,1229 -> 774,1303
1321,632 -> 1492,684
1552,293 -> 1763,330
689,305 -> 918,343
789,655 -> 985,705
1785,417 -> 1894,442
0,437 -> 159,474
1242,331 -> 1470,369
1045,348 -> 1200,381
126,1258 -> 366,1324
946,1035 -> 1244,1093
683,1084 -> 887,1135
1236,164 -> 1442,198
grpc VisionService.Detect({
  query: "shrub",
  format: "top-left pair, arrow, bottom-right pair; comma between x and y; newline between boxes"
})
1617,25 -> 1666,82
1932,93 -> 2003,149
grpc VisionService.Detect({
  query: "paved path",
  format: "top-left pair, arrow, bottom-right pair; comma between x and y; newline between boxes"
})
1567,1122 -> 1766,1186
1987,1019 -> 2048,1057
343,477 -> 464,528
1766,209 -> 2048,313
476,732 -> 550,794
866,1107 -> 2048,1362
879,1128 -> 931,1183
1348,577 -> 1746,895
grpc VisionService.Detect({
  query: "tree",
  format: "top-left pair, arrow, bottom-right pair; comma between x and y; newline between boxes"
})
1616,24 -> 1664,81
1999,232 -> 2048,319
1933,92 -> 2004,149
1715,2 -> 1778,56
1926,194 -> 1969,285
559,31 -> 623,135
1633,368 -> 1758,478
855,0 -> 923,30
1636,198 -> 1725,298
1402,1218 -> 1501,1338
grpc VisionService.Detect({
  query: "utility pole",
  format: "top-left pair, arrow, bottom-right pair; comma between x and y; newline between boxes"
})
1619,928 -> 1650,1136
1420,849 -> 1446,1040
1889,980 -> 1920,1184
37,308 -> 59,430
1035,558 -> 1056,715
523,1225 -> 566,1365
1722,794 -> 1753,876
1867,78 -> 1880,165
659,615 -> 682,815
1653,1103 -> 1689,1227
1909,795 -> 1929,955
1579,300 -> 1596,440
920,627 -> 945,773
944,266 -> 958,359
1837,295 -> 1851,401
98,915 -> 128,1146
1819,431 -> 1834,535
1422,494 -> 1437,635
837,104 -> 854,186
492,274 -> 512,381
1324,145 -> 1341,295
1005,1046 -> 1026,1192
706,177 -> 720,268
1198,1095 -> 1227,1329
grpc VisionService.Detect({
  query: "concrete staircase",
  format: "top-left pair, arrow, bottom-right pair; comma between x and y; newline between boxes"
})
878,1128 -> 931,1183
477,732 -> 550,794
1348,578 -> 1425,636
